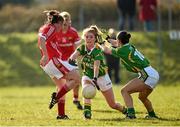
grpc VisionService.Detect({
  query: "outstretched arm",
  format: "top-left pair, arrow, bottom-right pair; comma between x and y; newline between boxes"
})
103,45 -> 112,55
94,60 -> 100,78
39,37 -> 49,66
69,50 -> 80,60
68,50 -> 80,66
93,60 -> 100,90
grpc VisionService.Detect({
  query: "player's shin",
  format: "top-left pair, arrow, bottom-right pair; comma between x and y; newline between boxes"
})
58,99 -> 65,116
56,84 -> 70,100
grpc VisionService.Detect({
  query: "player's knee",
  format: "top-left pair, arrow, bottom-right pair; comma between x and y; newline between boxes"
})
121,88 -> 127,95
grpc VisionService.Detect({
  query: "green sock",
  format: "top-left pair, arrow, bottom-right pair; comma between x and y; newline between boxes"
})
148,110 -> 156,117
127,108 -> 135,116
84,104 -> 91,111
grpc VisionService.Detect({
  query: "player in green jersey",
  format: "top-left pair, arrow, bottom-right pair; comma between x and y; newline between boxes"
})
69,25 -> 126,119
103,31 -> 159,119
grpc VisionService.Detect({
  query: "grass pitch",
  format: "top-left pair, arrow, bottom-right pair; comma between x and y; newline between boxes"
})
0,84 -> 180,126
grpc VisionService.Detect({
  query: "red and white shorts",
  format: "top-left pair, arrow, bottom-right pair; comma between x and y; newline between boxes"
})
41,57 -> 78,79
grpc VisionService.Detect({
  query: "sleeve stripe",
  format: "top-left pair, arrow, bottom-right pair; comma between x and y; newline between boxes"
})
46,26 -> 55,38
38,33 -> 46,40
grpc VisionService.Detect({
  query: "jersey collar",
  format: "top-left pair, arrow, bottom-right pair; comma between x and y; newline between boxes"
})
85,45 -> 95,55
122,43 -> 130,47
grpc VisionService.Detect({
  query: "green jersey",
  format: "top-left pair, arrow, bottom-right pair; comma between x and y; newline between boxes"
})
111,43 -> 150,73
77,44 -> 107,78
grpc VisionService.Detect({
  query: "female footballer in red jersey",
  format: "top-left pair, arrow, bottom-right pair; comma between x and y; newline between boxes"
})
43,10 -> 82,120
58,11 -> 82,110
38,11 -> 80,119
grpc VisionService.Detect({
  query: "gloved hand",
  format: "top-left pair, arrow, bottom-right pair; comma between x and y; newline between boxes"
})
68,59 -> 78,66
105,35 -> 110,41
92,77 -> 100,90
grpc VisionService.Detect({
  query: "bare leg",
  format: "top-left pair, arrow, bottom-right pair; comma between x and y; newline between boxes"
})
64,69 -> 80,90
52,78 -> 66,90
73,84 -> 83,110
102,88 -> 124,112
121,78 -> 152,118
121,78 -> 148,108
73,85 -> 80,101
138,87 -> 153,112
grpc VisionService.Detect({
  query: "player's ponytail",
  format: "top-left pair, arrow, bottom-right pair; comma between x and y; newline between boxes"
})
43,10 -> 60,23
117,31 -> 131,44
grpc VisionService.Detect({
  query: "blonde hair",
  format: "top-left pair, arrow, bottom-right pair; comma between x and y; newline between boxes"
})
82,25 -> 103,43
60,11 -> 71,19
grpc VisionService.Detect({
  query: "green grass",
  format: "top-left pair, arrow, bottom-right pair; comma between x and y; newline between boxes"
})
0,32 -> 180,86
0,32 -> 180,125
0,85 -> 180,126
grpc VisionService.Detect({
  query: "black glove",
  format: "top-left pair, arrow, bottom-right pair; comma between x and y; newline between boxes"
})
105,35 -> 110,40
92,77 -> 100,90
105,35 -> 111,43
68,59 -> 78,66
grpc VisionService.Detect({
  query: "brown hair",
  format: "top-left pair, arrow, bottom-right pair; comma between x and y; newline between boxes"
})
50,14 -> 64,24
43,10 -> 61,23
43,10 -> 59,16
116,31 -> 131,44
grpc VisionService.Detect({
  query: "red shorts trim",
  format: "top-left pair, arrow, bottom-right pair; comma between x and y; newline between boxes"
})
52,57 -> 70,75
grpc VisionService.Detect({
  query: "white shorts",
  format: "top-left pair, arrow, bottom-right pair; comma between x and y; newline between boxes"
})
82,74 -> 112,92
41,58 -> 78,79
138,66 -> 159,89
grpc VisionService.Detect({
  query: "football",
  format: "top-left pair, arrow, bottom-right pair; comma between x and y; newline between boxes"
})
82,84 -> 96,99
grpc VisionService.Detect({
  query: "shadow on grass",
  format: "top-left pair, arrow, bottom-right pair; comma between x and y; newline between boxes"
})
93,109 -> 116,113
153,117 -> 180,122
97,117 -> 180,122
93,109 -> 144,114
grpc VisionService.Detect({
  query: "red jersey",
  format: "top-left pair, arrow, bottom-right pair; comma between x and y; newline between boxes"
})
56,27 -> 80,61
38,24 -> 60,61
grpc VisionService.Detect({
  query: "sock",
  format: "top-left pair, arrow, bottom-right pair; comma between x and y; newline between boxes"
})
73,95 -> 78,101
56,84 -> 70,100
84,104 -> 91,111
58,99 -> 65,116
127,108 -> 135,116
148,110 -> 156,117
